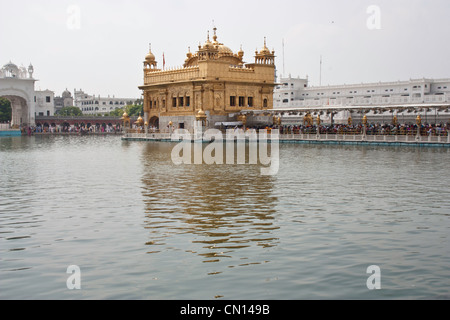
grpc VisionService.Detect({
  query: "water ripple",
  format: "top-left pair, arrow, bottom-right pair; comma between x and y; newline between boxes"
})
0,137 -> 449,299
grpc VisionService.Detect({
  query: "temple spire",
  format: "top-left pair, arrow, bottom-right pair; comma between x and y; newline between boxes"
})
213,26 -> 217,42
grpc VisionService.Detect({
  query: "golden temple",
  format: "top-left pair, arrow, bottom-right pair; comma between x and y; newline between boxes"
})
138,28 -> 276,130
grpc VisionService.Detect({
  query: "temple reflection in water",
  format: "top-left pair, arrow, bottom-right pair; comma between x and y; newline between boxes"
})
140,142 -> 279,269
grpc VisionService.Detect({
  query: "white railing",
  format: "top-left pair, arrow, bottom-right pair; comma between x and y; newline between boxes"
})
278,93 -> 449,108
123,132 -> 450,144
123,132 -> 172,140
278,133 -> 449,144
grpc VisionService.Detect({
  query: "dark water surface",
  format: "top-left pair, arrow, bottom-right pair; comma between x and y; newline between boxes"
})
0,135 -> 449,299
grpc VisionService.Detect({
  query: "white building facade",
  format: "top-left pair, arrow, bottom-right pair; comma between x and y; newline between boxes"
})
74,89 -> 136,115
35,89 -> 55,116
274,76 -> 450,124
275,77 -> 450,108
0,62 -> 36,127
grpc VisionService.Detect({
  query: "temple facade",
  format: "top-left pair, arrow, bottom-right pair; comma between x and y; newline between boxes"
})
138,28 -> 276,131
0,62 -> 36,127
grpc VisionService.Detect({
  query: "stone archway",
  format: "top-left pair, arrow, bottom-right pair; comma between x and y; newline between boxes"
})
149,116 -> 159,129
0,97 -> 11,123
0,95 -> 29,128
1,67 -> 36,127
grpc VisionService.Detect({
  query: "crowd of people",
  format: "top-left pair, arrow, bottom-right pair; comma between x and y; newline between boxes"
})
23,124 -> 122,135
8,120 -> 450,137
276,122 -> 450,136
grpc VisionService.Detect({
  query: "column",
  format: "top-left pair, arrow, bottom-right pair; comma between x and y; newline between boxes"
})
415,115 -> 421,142
144,94 -> 149,134
144,112 -> 149,134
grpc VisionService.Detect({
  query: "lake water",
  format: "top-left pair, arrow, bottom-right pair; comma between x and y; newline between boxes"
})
0,135 -> 449,300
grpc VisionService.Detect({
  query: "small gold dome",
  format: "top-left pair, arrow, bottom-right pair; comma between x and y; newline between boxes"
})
201,30 -> 214,50
145,44 -> 155,61
135,115 -> 144,126
259,37 -> 271,55
238,45 -> 244,57
186,47 -> 192,58
196,109 -> 206,119
416,115 -> 422,125
260,47 -> 271,55
217,44 -> 233,54
203,40 -> 213,50
145,51 -> 155,61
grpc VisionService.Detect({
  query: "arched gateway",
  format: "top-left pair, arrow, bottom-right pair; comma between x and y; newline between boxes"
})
0,62 -> 36,128
149,116 -> 159,129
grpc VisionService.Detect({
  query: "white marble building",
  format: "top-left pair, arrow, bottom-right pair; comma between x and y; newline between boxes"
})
35,89 -> 55,116
0,62 -> 36,127
74,89 -> 136,115
274,76 -> 450,124
0,61 -> 60,126
274,76 -> 450,108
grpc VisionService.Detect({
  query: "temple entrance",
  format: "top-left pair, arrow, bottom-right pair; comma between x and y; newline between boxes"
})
0,97 -> 11,123
149,116 -> 159,129
0,95 -> 29,128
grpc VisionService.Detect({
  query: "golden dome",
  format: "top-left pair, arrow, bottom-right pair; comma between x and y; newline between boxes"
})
212,27 -> 219,44
203,40 -> 213,49
217,44 -> 233,54
238,45 -> 244,57
260,47 -> 271,55
145,51 -> 155,61
135,115 -> 144,126
416,115 -> 422,125
145,44 -> 155,61
186,47 -> 192,59
202,30 -> 214,49
260,46 -> 271,55
259,37 -> 272,55
196,109 -> 207,120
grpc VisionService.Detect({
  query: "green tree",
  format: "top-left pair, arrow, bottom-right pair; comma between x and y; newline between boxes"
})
0,97 -> 12,122
57,106 -> 82,116
109,108 -> 125,117
126,104 -> 143,117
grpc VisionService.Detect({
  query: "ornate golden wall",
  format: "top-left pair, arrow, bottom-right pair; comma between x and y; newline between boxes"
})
139,29 -> 276,128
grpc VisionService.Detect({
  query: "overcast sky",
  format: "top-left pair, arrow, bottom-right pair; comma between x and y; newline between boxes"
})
1,0 -> 449,99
